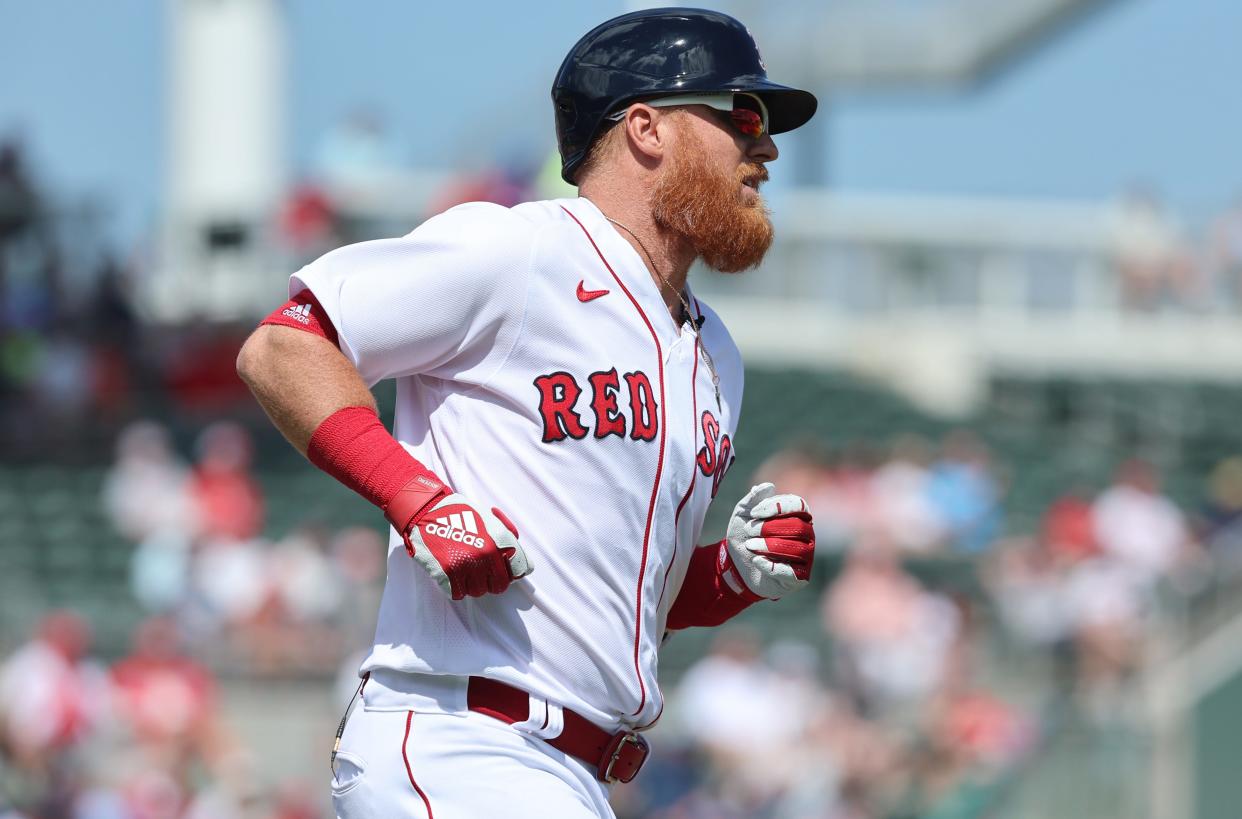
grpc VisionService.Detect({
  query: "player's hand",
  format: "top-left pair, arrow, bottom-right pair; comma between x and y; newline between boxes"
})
402,493 -> 533,600
721,483 -> 815,600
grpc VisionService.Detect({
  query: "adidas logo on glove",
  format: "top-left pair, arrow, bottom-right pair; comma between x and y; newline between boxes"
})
400,493 -> 531,600
423,511 -> 486,548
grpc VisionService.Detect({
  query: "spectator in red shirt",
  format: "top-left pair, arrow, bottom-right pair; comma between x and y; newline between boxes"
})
189,421 -> 264,542
111,617 -> 229,779
1042,488 -> 1099,563
0,611 -> 110,770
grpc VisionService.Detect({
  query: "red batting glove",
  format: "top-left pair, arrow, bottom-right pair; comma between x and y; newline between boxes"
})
385,478 -> 533,600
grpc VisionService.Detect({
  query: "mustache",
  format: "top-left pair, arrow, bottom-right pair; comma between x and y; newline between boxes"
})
739,165 -> 769,187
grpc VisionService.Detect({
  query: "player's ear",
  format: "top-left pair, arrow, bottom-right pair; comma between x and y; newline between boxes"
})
622,104 -> 665,163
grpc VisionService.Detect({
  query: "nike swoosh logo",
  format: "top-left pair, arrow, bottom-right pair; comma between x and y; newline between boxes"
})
576,280 -> 610,302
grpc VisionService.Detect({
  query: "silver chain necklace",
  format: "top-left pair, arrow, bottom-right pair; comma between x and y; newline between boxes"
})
605,216 -> 721,409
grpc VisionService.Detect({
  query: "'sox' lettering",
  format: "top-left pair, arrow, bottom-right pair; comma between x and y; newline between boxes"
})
696,410 -> 734,498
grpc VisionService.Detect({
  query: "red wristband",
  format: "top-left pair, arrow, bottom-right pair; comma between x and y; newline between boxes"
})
666,539 -> 761,630
306,406 -> 449,534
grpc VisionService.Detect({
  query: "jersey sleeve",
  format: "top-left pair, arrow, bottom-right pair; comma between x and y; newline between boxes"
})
290,202 -> 534,387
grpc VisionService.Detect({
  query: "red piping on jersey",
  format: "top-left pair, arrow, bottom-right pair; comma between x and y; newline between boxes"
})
562,205 -> 666,718
402,711 -> 435,818
643,309 -> 703,733
658,347 -> 700,611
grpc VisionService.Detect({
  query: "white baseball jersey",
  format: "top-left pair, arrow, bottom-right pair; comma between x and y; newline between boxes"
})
292,196 -> 743,731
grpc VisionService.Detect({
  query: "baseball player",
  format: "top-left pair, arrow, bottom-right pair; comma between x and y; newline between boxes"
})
237,8 -> 818,818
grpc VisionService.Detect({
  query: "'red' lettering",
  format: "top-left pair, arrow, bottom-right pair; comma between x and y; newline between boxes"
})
624,371 -> 658,441
589,368 -> 626,439
534,372 -> 588,442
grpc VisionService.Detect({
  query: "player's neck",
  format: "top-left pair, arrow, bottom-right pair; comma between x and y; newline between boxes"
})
582,193 -> 696,321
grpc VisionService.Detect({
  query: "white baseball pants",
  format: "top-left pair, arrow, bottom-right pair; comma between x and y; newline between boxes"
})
330,682 -> 616,818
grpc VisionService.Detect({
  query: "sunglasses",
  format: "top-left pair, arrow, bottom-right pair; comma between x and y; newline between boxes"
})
607,93 -> 770,140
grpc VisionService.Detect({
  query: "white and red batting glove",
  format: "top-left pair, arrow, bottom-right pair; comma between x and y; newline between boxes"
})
303,405 -> 532,601
386,480 -> 533,600
404,494 -> 532,600
721,483 -> 815,600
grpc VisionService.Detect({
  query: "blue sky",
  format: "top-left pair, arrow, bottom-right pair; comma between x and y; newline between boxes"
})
0,0 -> 1237,246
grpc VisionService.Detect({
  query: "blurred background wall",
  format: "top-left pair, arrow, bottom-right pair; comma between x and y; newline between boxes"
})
2,1 -> 1242,817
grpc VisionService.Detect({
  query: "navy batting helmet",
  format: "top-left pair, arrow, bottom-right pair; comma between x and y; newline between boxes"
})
552,7 -> 818,184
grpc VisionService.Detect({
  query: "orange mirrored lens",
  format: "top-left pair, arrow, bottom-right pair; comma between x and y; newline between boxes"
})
730,108 -> 765,138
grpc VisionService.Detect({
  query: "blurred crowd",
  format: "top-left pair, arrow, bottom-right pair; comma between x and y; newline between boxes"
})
0,136 -> 254,462
12,418 -> 1234,818
602,435 -> 1229,819
0,610 -> 325,819
0,418 -> 390,819
757,431 -> 1002,556
278,110 -> 572,269
604,433 -> 1019,818
0,138 -> 146,445
0,126 -> 570,462
104,420 -> 386,676
614,621 -> 1035,819
1110,186 -> 1242,312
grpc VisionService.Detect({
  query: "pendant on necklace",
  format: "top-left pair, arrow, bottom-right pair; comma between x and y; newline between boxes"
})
698,340 -> 721,410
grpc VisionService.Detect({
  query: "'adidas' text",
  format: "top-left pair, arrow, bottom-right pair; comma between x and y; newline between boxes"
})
423,511 -> 486,548
282,303 -> 312,324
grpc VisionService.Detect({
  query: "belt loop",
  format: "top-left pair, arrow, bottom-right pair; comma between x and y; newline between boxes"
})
511,695 -> 564,740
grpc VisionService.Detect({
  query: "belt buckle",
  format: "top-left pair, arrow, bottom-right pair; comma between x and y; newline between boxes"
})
599,731 -> 650,784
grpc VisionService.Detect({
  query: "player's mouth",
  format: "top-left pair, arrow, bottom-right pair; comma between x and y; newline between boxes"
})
740,173 -> 766,201
739,167 -> 768,195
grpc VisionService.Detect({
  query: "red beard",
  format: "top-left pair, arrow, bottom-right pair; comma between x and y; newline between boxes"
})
650,130 -> 774,273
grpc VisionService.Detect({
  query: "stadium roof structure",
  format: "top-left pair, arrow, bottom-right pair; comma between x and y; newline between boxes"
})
806,0 -> 1120,86
629,0 -> 1123,87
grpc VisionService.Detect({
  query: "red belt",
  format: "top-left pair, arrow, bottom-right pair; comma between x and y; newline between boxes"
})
466,676 -> 650,784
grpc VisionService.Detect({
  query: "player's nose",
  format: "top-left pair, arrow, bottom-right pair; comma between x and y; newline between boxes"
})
747,133 -> 778,163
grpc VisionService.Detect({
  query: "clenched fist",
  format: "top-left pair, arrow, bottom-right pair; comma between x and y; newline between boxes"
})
720,483 -> 815,600
402,493 -> 533,600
